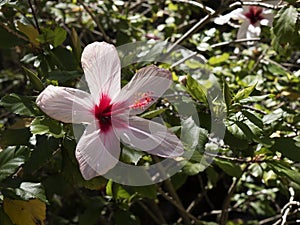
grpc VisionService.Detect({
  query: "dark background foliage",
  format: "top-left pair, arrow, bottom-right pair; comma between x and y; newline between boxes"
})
0,0 -> 300,225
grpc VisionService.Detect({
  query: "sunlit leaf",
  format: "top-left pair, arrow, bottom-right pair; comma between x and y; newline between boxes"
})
185,75 -> 208,104
242,110 -> 263,129
272,6 -> 298,47
0,94 -> 38,116
183,161 -> 206,175
233,83 -> 256,102
208,53 -> 229,65
30,117 -> 64,138
22,67 -> 44,91
215,158 -> 242,177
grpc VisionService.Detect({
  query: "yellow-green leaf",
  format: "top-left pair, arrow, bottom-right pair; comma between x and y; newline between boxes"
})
17,22 -> 39,46
233,83 -> 256,102
3,198 -> 46,225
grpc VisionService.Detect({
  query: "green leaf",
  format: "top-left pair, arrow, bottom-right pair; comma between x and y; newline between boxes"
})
37,27 -> 67,47
262,108 -> 284,124
235,121 -> 255,140
0,94 -> 38,116
71,28 -> 82,63
30,117 -> 64,138
129,185 -> 157,199
208,53 -> 229,65
271,137 -> 300,161
183,161 -> 206,175
242,110 -> 263,129
22,66 -> 44,91
121,147 -> 144,165
181,117 -> 208,152
272,6 -> 298,45
106,181 -> 131,201
106,179 -> 113,197
0,146 -> 30,182
23,135 -> 59,174
223,78 -> 232,109
233,83 -> 256,102
0,26 -> 25,49
268,160 -> 300,185
185,75 -> 208,104
215,158 -> 243,177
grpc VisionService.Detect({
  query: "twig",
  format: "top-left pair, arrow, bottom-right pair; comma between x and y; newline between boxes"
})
173,0 -> 214,14
219,164 -> 250,225
258,214 -> 282,225
210,38 -> 261,48
241,105 -> 267,115
137,201 -> 164,225
27,0 -> 41,33
0,22 -> 29,42
78,0 -> 109,42
280,187 -> 299,225
158,188 -> 203,224
164,179 -> 192,224
230,1 -> 286,9
204,151 -> 252,163
198,175 -> 215,209
147,199 -> 167,224
167,13 -> 213,53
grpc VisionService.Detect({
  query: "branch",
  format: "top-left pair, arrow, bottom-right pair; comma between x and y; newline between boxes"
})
173,0 -> 214,14
219,164 -> 250,225
158,188 -> 203,224
137,201 -> 164,225
28,0 -> 41,33
230,1 -> 286,10
163,179 -> 193,224
280,187 -> 300,225
210,38 -> 261,48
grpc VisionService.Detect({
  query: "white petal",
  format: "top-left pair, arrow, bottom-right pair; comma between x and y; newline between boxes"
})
81,42 -> 121,103
36,85 -> 94,123
237,21 -> 250,39
214,8 -> 244,25
261,12 -> 274,26
75,122 -> 120,180
115,65 -> 172,115
230,8 -> 246,21
118,116 -> 184,158
247,24 -> 261,38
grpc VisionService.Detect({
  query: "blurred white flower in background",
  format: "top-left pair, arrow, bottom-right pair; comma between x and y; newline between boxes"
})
214,5 -> 275,39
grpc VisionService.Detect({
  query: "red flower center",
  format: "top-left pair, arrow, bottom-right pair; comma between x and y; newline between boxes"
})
245,6 -> 264,25
93,94 -> 113,133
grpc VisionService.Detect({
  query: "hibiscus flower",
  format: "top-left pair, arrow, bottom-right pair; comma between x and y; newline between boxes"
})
36,42 -> 184,180
214,5 -> 274,39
